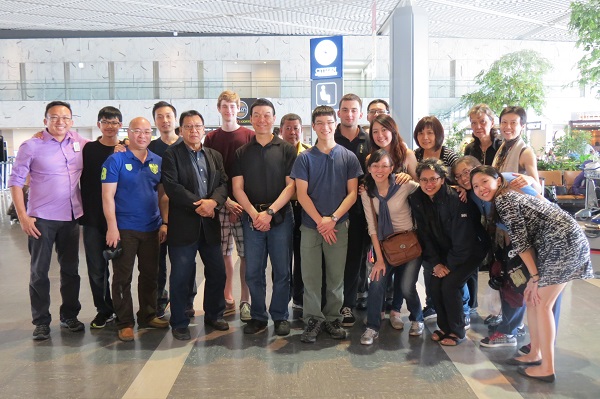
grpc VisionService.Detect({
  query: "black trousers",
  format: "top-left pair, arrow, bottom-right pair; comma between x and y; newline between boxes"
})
342,211 -> 370,309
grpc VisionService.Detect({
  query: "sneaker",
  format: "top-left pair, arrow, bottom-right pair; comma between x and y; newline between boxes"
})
515,324 -> 526,337
480,332 -> 517,348
204,318 -> 230,331
360,328 -> 379,345
223,300 -> 236,316
185,307 -> 196,318
143,317 -> 170,329
90,313 -> 113,329
409,321 -> 424,336
239,302 -> 251,323
323,319 -> 347,340
484,313 -> 502,326
389,312 -> 404,330
356,297 -> 367,310
33,324 -> 50,341
60,318 -> 85,332
464,315 -> 471,330
301,318 -> 323,343
423,306 -> 437,321
172,327 -> 191,341
156,303 -> 167,319
243,319 -> 268,334
274,320 -> 291,336
469,307 -> 478,314
340,307 -> 355,327
118,327 -> 134,342
518,343 -> 531,355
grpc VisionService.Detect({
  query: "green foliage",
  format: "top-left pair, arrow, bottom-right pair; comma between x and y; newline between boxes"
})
569,0 -> 600,97
461,50 -> 552,115
552,128 -> 592,158
444,122 -> 469,154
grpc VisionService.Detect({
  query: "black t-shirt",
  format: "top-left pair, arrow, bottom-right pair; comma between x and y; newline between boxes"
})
231,135 -> 296,205
148,136 -> 183,157
334,125 -> 371,175
80,140 -> 116,229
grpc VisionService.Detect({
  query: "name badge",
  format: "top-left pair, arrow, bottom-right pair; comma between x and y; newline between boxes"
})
73,142 -> 81,152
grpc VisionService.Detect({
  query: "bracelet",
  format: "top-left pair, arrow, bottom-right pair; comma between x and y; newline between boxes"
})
162,222 -> 168,226
531,273 -> 539,278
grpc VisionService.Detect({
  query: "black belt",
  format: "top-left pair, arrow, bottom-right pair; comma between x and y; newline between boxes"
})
253,203 -> 272,212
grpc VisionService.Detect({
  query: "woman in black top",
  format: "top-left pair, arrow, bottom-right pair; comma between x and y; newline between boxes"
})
463,104 -> 502,165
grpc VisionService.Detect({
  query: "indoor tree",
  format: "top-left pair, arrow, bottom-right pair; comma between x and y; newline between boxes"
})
569,0 -> 600,97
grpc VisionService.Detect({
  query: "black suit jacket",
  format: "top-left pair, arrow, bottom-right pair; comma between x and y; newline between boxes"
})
162,141 -> 228,246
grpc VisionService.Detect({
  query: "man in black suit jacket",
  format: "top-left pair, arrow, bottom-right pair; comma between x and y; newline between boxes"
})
161,110 -> 229,340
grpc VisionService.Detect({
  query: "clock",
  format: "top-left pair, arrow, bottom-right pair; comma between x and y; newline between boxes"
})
314,39 -> 338,66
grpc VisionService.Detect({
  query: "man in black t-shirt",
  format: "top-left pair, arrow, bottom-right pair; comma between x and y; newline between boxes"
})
80,106 -> 122,329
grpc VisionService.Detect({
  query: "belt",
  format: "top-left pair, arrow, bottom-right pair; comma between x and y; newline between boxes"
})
253,203 -> 272,211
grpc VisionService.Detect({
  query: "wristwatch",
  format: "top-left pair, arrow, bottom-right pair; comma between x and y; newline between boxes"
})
330,214 -> 339,222
266,208 -> 275,216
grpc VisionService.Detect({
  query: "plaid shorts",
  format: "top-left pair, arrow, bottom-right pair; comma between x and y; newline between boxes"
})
219,207 -> 244,257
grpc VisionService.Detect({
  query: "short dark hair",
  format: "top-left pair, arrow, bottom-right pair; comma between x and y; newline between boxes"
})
413,116 -> 445,151
499,106 -> 527,126
280,113 -> 302,128
311,106 -> 336,124
416,158 -> 448,179
339,93 -> 362,109
250,98 -> 275,116
367,99 -> 389,112
97,106 -> 122,122
364,149 -> 394,198
452,155 -> 481,177
152,101 -> 177,120
45,101 -> 72,117
179,110 -> 205,127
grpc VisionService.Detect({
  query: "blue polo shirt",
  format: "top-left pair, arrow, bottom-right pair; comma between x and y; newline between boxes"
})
101,148 -> 162,232
290,144 -> 362,229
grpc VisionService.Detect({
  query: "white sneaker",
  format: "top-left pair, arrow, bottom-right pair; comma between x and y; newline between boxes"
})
409,321 -> 424,336
360,328 -> 379,345
389,312 -> 404,330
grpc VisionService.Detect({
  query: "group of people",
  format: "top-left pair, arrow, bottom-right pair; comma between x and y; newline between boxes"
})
8,92 -> 594,382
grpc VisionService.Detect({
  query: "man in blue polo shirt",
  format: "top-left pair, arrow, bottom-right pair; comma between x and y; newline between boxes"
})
290,105 -> 362,343
101,116 -> 169,342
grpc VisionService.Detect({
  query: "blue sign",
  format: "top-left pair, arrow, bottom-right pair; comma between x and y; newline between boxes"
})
310,36 -> 343,80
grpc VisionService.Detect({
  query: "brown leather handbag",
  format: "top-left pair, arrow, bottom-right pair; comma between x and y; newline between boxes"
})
370,198 -> 422,266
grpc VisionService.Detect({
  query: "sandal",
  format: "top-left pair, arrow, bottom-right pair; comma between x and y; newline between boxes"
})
440,334 -> 465,346
431,330 -> 445,342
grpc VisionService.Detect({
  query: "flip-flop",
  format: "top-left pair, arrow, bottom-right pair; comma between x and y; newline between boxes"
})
431,330 -> 445,341
440,334 -> 465,346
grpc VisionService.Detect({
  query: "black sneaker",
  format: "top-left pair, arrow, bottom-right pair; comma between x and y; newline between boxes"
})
274,320 -> 290,336
301,318 -> 322,343
423,306 -> 437,321
340,307 -> 355,327
243,319 -> 268,334
323,320 -> 347,340
204,318 -> 229,331
33,324 -> 50,340
172,327 -> 191,341
60,318 -> 85,332
90,313 -> 113,329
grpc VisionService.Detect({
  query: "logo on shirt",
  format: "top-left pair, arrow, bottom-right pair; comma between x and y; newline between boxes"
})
460,213 -> 467,218
101,167 -> 107,181
149,163 -> 159,174
125,164 -> 133,171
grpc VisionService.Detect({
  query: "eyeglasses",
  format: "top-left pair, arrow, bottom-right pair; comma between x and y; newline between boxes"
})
129,129 -> 153,135
370,164 -> 392,170
455,168 -> 473,181
368,109 -> 389,116
47,116 -> 72,122
183,124 -> 205,132
419,177 -> 442,184
99,120 -> 121,127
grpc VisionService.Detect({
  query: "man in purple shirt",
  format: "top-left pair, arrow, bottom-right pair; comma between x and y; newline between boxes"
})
8,101 -> 88,341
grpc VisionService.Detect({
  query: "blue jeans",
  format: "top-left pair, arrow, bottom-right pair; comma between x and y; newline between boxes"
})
243,205 -> 293,322
498,291 -> 563,336
367,257 -> 423,331
82,225 -> 113,316
168,233 -> 226,329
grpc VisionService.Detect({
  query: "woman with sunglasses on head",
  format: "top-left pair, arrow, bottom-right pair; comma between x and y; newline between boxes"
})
464,104 -> 502,165
359,149 -> 424,344
470,166 -> 593,382
408,159 -> 489,346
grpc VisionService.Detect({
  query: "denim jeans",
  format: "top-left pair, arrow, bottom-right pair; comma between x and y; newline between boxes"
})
497,290 -> 563,336
82,225 -> 113,316
243,205 -> 293,322
168,232 -> 226,329
367,257 -> 423,331
28,218 -> 81,326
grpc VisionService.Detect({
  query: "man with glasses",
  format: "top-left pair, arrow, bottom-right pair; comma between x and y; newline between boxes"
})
366,99 -> 390,124
148,101 -> 184,319
102,117 -> 169,342
80,106 -> 122,329
9,101 -> 88,340
162,110 -> 229,340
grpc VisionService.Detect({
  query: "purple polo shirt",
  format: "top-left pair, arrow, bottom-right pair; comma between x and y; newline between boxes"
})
8,129 -> 88,221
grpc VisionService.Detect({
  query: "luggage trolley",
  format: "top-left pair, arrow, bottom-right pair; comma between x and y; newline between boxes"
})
575,164 -> 600,237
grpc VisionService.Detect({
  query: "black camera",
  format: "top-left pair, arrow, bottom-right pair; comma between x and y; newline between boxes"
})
103,241 -> 123,261
488,275 -> 503,291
